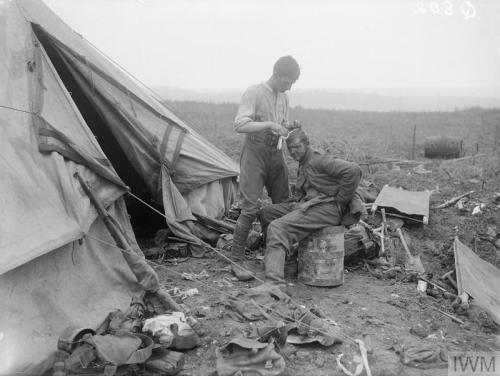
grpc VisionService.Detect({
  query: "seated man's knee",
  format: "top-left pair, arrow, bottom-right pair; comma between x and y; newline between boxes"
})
268,220 -> 285,237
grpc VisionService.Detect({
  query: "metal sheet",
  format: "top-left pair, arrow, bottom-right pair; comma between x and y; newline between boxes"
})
374,185 -> 431,218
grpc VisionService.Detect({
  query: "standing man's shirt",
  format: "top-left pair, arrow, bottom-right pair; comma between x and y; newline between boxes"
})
234,83 -> 290,145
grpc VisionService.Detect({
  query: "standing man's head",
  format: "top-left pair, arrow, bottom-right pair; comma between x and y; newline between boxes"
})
268,55 -> 300,93
286,129 -> 309,162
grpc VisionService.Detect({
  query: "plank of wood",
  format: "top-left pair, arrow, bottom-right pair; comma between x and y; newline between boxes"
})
433,190 -> 474,209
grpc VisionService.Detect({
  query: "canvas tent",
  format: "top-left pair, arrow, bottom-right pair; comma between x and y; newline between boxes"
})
0,0 -> 239,374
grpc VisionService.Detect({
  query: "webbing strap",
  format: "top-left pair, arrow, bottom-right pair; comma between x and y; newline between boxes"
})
159,123 -> 174,171
38,124 -> 111,166
170,130 -> 186,176
159,124 -> 186,176
124,333 -> 154,365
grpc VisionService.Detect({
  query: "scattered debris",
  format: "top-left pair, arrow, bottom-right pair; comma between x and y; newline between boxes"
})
455,197 -> 467,211
471,203 -> 486,216
353,339 -> 372,376
493,192 -> 500,204
231,263 -> 255,281
433,190 -> 474,210
154,228 -> 171,247
214,278 -> 234,288
415,301 -> 465,325
54,294 -> 196,376
215,337 -> 285,376
181,270 -> 210,281
412,164 -> 432,174
216,233 -> 234,252
336,353 -> 364,376
416,280 -> 427,293
193,213 -> 236,233
143,312 -> 200,349
397,228 -> 425,274
178,288 -> 200,300
400,343 -> 448,369
145,348 -> 185,375
410,324 -> 430,338
440,270 -> 458,291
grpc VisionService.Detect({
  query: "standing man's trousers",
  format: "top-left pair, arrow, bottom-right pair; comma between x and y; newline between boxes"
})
232,138 -> 289,255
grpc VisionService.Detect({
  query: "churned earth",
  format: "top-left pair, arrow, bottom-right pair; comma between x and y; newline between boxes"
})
142,155 -> 500,376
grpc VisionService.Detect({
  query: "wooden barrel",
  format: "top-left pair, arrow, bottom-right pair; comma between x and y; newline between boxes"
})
424,136 -> 463,159
298,226 -> 344,287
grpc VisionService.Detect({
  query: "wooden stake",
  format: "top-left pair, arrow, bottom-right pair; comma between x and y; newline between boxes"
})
411,124 -> 417,160
495,124 -> 500,150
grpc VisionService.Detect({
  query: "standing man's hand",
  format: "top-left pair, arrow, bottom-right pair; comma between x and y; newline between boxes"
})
269,122 -> 289,137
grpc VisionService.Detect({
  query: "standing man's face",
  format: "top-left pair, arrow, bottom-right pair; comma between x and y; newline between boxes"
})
276,75 -> 297,92
287,140 -> 308,162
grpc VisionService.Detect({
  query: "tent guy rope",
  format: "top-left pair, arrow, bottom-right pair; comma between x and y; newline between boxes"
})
126,191 -> 267,283
85,233 -> 356,345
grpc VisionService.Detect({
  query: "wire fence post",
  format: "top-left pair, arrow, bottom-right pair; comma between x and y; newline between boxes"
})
495,123 -> 500,151
411,124 -> 417,160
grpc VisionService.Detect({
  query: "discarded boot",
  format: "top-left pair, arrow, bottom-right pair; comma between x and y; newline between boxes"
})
231,262 -> 255,281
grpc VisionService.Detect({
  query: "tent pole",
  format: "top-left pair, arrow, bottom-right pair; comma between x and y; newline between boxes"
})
74,172 -> 181,312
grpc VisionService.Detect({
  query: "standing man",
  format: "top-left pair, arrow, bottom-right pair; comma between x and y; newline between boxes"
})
232,56 -> 301,256
259,129 -> 363,283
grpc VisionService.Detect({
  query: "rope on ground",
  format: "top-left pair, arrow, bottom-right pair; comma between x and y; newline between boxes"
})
125,191 -> 357,344
127,191 -> 266,284
85,234 -> 356,345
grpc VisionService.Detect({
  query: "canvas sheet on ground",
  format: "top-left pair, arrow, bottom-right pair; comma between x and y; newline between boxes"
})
373,185 -> 431,219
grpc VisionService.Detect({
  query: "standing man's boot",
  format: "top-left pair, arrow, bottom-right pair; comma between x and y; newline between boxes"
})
231,214 -> 254,257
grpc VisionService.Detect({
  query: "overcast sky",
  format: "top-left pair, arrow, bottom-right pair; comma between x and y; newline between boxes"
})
44,0 -> 500,94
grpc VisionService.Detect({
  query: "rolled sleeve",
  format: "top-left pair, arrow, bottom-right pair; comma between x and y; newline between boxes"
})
234,87 -> 257,131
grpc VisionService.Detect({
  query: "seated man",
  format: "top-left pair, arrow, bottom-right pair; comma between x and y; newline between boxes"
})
259,129 -> 362,283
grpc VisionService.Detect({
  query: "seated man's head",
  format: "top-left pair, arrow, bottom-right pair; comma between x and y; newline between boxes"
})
286,129 -> 309,162
270,55 -> 300,93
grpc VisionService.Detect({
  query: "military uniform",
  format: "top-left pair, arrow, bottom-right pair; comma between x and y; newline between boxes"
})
259,149 -> 362,282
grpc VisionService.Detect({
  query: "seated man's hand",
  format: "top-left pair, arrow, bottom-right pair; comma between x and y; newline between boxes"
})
281,196 -> 299,203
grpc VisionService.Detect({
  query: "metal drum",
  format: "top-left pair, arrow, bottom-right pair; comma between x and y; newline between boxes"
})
424,136 -> 463,159
284,257 -> 298,279
298,226 -> 345,287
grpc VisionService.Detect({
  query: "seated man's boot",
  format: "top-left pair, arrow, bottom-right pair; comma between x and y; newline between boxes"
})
231,214 -> 254,258
264,247 -> 286,286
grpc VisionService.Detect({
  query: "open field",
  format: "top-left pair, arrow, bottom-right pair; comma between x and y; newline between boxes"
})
166,101 -> 500,161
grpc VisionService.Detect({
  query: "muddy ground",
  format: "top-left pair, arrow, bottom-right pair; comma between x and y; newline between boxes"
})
142,155 -> 500,376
